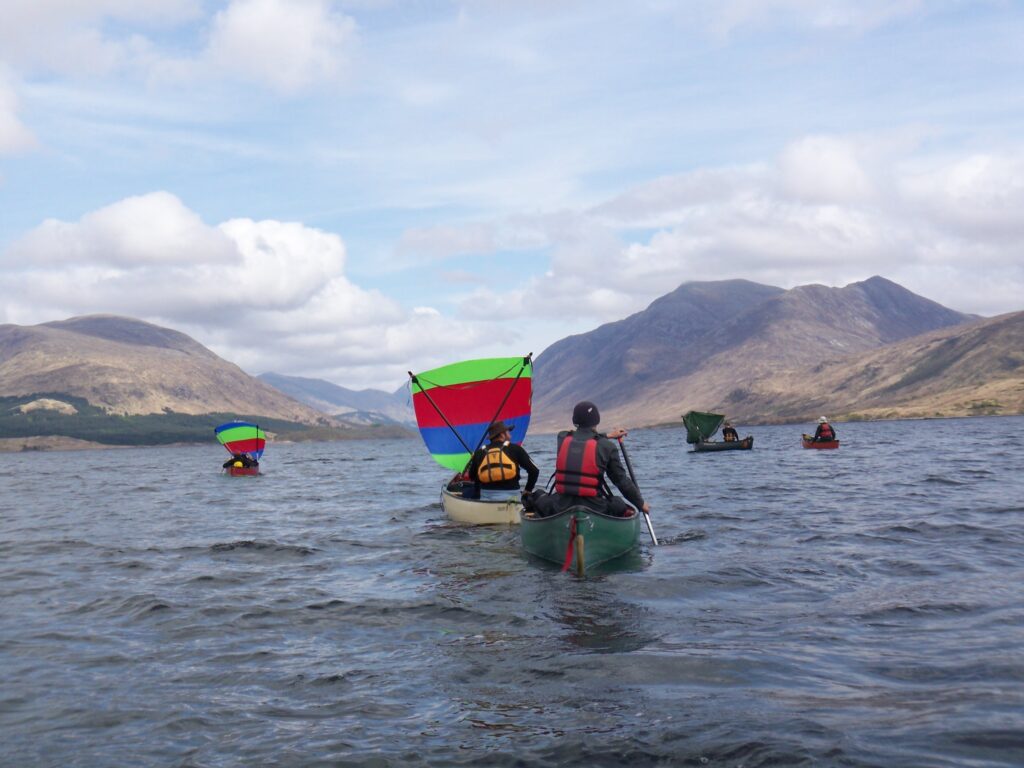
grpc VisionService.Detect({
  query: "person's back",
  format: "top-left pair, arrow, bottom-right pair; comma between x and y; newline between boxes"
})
467,421 -> 539,500
535,401 -> 648,519
814,417 -> 836,442
722,422 -> 738,442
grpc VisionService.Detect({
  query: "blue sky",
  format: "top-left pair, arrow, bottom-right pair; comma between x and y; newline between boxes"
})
2,1 -> 1023,389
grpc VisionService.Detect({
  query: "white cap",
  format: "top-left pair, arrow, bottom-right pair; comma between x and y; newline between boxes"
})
818,416 -> 828,423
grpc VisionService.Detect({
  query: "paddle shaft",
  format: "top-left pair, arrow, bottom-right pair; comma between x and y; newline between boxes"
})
617,438 -> 658,546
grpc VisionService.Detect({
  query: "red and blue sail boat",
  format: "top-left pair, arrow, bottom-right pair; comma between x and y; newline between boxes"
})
214,421 -> 266,476
409,356 -> 532,524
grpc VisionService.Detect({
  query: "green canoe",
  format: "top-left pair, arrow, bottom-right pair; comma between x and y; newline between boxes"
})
520,505 -> 640,576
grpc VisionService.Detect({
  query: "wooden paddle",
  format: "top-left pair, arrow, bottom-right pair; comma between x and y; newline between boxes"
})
617,437 -> 658,546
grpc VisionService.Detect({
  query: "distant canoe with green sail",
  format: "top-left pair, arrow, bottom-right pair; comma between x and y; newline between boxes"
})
682,410 -> 753,452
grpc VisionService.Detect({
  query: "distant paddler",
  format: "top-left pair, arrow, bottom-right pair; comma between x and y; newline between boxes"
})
214,421 -> 266,475
222,452 -> 258,469
812,416 -> 836,443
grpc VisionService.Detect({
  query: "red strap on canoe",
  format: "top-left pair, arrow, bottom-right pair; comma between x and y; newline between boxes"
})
560,516 -> 578,572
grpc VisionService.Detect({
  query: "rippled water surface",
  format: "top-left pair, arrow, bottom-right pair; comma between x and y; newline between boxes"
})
2,417 -> 1024,767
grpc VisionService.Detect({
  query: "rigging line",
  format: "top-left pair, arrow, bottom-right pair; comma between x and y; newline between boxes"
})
408,372 -> 475,456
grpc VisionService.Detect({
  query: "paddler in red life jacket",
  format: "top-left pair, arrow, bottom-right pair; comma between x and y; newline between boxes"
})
466,420 -> 540,502
813,416 -> 836,442
534,401 -> 649,519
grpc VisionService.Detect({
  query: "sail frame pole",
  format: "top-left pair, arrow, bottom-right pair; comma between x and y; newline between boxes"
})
408,372 -> 475,457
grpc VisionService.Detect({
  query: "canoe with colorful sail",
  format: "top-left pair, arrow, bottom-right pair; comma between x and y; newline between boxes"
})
214,421 -> 265,476
409,355 -> 532,524
682,410 -> 753,452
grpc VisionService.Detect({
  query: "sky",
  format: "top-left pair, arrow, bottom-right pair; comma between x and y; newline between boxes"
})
1,0 -> 1023,391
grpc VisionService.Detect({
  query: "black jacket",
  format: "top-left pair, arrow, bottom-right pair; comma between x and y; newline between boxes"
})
556,428 -> 645,510
223,454 -> 257,468
467,440 -> 539,492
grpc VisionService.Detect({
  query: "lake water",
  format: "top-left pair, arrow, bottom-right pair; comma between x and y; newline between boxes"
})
2,416 -> 1023,767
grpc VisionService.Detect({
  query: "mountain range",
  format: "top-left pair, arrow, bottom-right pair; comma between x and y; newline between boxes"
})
0,315 -> 330,423
530,276 -> 1019,429
1,276 -> 1021,448
257,372 -> 413,426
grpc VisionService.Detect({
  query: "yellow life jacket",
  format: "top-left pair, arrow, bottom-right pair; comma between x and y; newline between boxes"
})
477,444 -> 518,483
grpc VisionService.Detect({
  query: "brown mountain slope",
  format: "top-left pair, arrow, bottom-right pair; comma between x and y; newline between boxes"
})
0,315 -> 331,424
756,310 -> 1024,421
532,276 -> 975,430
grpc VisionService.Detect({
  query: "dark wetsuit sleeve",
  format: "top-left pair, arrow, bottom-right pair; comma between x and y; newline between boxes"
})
598,439 -> 645,509
508,445 -> 539,492
467,448 -> 484,482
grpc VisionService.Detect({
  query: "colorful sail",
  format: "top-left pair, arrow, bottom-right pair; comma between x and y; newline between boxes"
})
682,411 -> 724,444
214,421 -> 267,459
410,356 -> 532,471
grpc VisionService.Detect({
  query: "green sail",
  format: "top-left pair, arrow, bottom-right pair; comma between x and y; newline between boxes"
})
682,411 -> 725,444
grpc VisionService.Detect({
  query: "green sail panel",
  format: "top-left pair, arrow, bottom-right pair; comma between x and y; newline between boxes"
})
682,411 -> 725,444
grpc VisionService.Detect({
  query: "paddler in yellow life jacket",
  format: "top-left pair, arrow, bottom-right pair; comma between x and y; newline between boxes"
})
466,420 -> 540,501
222,452 -> 257,469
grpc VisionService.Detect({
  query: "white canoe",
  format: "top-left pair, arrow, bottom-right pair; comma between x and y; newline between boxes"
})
440,486 -> 522,525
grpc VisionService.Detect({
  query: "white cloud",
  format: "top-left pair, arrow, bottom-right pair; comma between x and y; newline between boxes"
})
0,0 -> 354,94
0,0 -> 201,77
452,134 -> 1024,320
692,0 -> 927,36
8,192 -> 235,267
0,192 -> 482,388
0,73 -> 37,153
204,0 -> 357,93
776,135 -> 874,203
901,152 -> 1024,240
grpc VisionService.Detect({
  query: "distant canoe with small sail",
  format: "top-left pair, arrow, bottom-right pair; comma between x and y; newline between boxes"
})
682,410 -> 753,452
215,421 -> 265,476
409,356 -> 532,525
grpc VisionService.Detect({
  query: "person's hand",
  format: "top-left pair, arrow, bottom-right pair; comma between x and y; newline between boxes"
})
642,502 -> 650,514
606,427 -> 628,439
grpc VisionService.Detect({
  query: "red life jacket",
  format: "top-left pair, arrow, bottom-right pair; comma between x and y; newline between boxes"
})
554,432 -> 602,497
818,424 -> 834,441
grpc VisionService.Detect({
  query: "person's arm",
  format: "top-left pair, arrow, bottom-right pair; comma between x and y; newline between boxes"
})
466,449 -> 483,483
600,440 -> 645,510
511,445 -> 540,492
